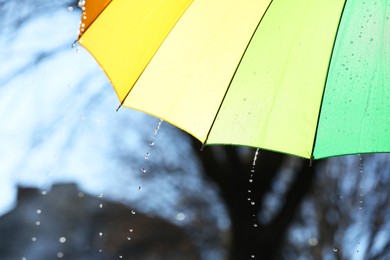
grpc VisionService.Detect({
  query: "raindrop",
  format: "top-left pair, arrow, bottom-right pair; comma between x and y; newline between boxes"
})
41,191 -> 47,195
57,252 -> 64,258
308,238 -> 318,246
141,168 -> 147,173
119,256 -> 123,259
131,210 -> 136,215
176,213 -> 186,221
59,237 -> 66,243
251,201 -> 255,205
99,204 -> 103,208
22,257 -> 27,260
138,186 -> 142,191
99,249 -> 103,253
333,248 -> 338,252
36,209 -> 42,214
78,0 -> 85,8
144,152 -> 150,160
127,237 -> 131,241
67,6 -> 74,12
129,229 -> 134,233
32,237 -> 37,242
249,179 -> 253,183
99,232 -> 103,237
99,193 -> 103,198
35,221 -> 41,226
78,192 -> 85,198
253,223 -> 258,228
251,255 -> 255,258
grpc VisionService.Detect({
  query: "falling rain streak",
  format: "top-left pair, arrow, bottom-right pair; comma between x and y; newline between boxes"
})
356,154 -> 365,255
139,119 -> 164,174
248,148 -> 260,228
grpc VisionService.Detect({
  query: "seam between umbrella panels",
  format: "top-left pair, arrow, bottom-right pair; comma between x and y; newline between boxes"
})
310,0 -> 348,160
202,0 -> 274,149
118,1 -> 195,111
77,0 -> 113,41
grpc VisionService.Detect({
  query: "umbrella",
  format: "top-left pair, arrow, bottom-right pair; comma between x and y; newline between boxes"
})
77,0 -> 390,160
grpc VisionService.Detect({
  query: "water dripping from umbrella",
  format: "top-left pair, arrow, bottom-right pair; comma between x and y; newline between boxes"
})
248,148 -> 260,228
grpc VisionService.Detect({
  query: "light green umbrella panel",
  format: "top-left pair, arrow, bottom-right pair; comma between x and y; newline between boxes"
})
79,0 -> 390,159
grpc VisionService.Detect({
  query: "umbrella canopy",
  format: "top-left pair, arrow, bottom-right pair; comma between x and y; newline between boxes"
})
78,0 -> 390,159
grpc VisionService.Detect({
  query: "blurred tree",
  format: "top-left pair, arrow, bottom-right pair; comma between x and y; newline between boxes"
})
193,142 -> 319,259
282,155 -> 390,260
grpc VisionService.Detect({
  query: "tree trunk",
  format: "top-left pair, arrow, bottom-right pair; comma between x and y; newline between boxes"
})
192,139 -> 318,259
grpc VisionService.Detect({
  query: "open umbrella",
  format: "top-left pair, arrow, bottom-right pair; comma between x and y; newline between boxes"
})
77,0 -> 389,160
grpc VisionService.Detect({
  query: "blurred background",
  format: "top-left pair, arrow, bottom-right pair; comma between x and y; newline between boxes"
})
1,1 -> 390,259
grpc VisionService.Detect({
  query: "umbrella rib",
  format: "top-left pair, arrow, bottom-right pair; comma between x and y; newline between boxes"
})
119,3 -> 194,111
78,0 -> 112,40
310,0 -> 348,160
203,0 -> 275,149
